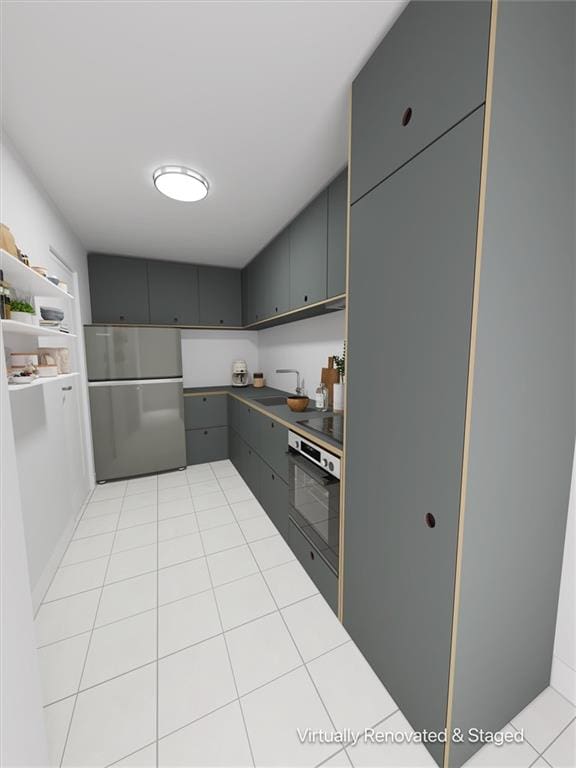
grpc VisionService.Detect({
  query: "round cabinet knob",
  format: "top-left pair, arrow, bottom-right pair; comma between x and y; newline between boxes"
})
328,461 -> 334,472
322,458 -> 328,467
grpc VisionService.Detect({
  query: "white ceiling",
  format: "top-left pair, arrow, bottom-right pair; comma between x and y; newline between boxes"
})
1,1 -> 405,267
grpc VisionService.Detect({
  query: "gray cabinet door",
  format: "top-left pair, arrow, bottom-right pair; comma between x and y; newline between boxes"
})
245,445 -> 262,498
184,395 -> 228,429
288,521 -> 337,612
88,253 -> 150,324
343,109 -> 484,764
242,255 -> 266,325
260,465 -> 289,541
289,191 -> 328,309
186,427 -> 228,465
351,0 -> 490,202
261,230 -> 290,318
258,417 -> 289,482
229,428 -> 245,476
147,260 -> 199,325
198,267 -> 242,327
327,170 -> 348,298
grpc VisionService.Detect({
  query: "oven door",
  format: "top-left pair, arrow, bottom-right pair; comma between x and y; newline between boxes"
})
288,449 -> 340,574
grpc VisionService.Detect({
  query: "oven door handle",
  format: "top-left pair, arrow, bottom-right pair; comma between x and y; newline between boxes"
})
288,449 -> 339,486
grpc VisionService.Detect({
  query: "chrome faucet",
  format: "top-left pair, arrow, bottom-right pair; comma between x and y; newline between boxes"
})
276,369 -> 303,395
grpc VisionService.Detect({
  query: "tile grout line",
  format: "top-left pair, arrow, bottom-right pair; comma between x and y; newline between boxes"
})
155,475 -> 160,768
57,478 -> 129,767
536,714 -> 576,761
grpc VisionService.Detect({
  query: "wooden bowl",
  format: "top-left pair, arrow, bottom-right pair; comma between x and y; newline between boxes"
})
286,395 -> 310,412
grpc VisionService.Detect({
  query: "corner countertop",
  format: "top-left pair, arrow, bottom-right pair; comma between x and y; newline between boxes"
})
183,384 -> 343,455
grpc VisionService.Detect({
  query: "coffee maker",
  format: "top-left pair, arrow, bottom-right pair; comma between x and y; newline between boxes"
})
231,360 -> 249,387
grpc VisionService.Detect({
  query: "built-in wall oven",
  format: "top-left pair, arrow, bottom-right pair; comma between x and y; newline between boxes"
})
287,430 -> 341,612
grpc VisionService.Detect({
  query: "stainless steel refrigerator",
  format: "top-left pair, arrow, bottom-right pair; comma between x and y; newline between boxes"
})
85,326 -> 186,481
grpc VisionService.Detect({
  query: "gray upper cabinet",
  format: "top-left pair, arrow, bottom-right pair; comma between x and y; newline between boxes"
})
261,230 -> 290,318
88,253 -> 150,324
351,0 -> 490,202
289,190 -> 328,309
147,260 -> 199,325
198,266 -> 242,327
327,170 -> 348,298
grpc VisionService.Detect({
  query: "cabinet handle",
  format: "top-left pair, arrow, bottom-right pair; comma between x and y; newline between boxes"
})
275,307 -> 278,313
270,422 -> 274,428
402,107 -> 413,126
61,386 -> 73,391
304,295 -> 308,303
425,513 -> 436,528
119,315 -> 125,321
173,317 -> 179,323
309,550 -> 315,561
202,397 -> 207,402
219,319 -> 224,324
204,430 -> 208,436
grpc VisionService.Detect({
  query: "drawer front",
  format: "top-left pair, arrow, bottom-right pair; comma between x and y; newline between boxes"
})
258,417 -> 289,482
288,520 -> 338,613
184,395 -> 228,429
186,426 -> 228,465
245,445 -> 263,498
351,0 -> 490,202
229,397 -> 243,434
260,465 -> 289,541
243,404 -> 262,453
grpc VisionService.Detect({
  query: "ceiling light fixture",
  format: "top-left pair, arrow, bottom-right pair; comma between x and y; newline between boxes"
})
152,166 -> 209,202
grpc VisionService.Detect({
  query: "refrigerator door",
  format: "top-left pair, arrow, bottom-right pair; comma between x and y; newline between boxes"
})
89,379 -> 186,481
84,326 -> 182,381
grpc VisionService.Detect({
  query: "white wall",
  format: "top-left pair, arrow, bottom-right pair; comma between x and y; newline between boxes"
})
181,329 -> 259,387
552,446 -> 576,704
258,311 -> 345,395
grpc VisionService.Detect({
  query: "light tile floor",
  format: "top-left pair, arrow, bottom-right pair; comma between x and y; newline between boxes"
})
36,461 -> 575,768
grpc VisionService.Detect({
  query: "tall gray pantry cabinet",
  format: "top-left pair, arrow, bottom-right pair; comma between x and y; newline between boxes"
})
341,3 -> 575,768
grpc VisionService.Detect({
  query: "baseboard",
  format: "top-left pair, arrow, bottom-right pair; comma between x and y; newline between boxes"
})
551,654 -> 576,705
31,487 -> 93,615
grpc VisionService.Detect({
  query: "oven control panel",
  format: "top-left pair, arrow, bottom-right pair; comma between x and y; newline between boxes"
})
288,431 -> 341,479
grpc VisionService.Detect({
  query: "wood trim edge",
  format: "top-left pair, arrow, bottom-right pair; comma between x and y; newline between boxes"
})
243,294 -> 347,329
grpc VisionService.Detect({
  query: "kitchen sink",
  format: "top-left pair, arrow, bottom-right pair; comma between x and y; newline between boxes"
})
254,396 -> 287,406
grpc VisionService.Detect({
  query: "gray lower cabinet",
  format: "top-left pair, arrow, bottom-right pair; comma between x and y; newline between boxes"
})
185,395 -> 228,430
288,520 -> 337,612
185,427 -> 228,465
88,253 -> 150,324
289,191 -> 328,309
260,465 -> 289,541
198,266 -> 242,327
327,170 -> 347,298
148,260 -> 199,325
350,0 -> 491,202
244,444 -> 262,498
257,416 -> 288,482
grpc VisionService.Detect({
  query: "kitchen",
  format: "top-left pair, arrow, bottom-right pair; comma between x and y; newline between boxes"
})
1,2 -> 575,768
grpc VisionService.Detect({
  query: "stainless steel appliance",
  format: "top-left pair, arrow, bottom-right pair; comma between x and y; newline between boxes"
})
85,326 -> 186,481
231,359 -> 248,387
288,431 -> 341,577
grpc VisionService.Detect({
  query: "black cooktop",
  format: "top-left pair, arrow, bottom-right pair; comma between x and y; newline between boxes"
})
296,413 -> 344,445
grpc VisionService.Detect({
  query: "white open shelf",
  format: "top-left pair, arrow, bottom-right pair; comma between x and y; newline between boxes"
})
8,371 -> 79,392
0,248 -> 75,301
1,319 -> 77,339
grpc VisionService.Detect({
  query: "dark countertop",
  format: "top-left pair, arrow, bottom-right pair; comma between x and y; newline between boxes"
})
183,384 -> 343,455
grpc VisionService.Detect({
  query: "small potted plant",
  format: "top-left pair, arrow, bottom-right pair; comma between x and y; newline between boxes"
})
10,300 -> 36,325
333,343 -> 346,413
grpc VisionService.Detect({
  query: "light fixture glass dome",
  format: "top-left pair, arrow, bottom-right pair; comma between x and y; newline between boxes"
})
153,166 -> 209,202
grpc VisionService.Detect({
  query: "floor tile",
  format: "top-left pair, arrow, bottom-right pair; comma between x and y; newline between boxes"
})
346,710 -> 437,767
188,479 -> 222,498
158,558 -> 212,605
44,697 -> 76,767
61,532 -> 115,566
226,612 -> 301,695
38,632 -> 90,704
122,491 -> 157,511
225,486 -> 255,504
158,470 -> 189,489
194,490 -> 228,512
239,514 -> 278,542
241,665 -> 335,767
91,482 -> 127,502
113,523 -> 157,553
530,760 -> 550,768
106,545 -> 157,584
186,465 -> 215,483
231,498 -> 266,521
159,513 -> 198,541
211,461 -> 238,479
214,573 -> 276,631
201,522 -> 245,555
196,504 -> 235,531
112,743 -> 157,766
62,664 -> 156,767
158,700 -> 252,767
159,533 -> 204,568
542,719 -> 576,767
158,635 -> 236,737
84,497 -> 123,518
45,558 -> 108,601
118,505 -> 157,530
320,750 -> 353,766
282,593 -> 349,662
511,688 -> 575,753
96,572 -> 157,626
307,642 -> 397,732
250,535 -> 295,571
207,545 -> 259,587
74,512 -> 119,539
82,610 -> 156,688
263,560 -> 318,608
36,590 -> 100,646
126,476 -> 158,496
462,723 -> 538,767
218,474 -> 247,491
159,485 -> 191,504
158,498 -> 196,521
159,591 -> 221,656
